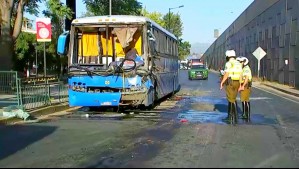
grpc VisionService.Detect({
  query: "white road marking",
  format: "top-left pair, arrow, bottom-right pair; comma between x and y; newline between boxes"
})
254,154 -> 281,168
253,86 -> 299,104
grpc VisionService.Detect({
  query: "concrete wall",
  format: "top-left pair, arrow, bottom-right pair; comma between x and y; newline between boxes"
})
204,0 -> 299,88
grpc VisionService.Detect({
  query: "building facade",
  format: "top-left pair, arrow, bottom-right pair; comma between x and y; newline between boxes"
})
204,0 -> 299,88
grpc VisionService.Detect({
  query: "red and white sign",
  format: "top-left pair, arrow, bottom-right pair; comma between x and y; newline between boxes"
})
36,18 -> 51,42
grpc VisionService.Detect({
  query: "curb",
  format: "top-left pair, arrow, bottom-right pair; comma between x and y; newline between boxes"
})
210,69 -> 299,97
0,103 -> 71,125
262,83 -> 299,97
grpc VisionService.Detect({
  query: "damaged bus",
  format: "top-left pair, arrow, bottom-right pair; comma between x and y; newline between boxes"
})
57,15 -> 180,108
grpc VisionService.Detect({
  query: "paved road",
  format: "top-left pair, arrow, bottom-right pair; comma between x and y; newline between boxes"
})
1,70 -> 299,167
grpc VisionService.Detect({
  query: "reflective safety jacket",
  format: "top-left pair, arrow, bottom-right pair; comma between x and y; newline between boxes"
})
241,65 -> 252,83
224,59 -> 243,81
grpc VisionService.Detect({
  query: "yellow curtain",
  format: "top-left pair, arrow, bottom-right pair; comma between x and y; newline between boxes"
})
114,31 -> 142,57
78,31 -> 142,58
115,40 -> 125,57
100,32 -> 113,56
78,33 -> 98,57
130,31 -> 142,56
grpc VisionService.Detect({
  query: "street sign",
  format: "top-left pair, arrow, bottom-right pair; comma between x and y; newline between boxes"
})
36,18 -> 51,78
36,18 -> 52,42
252,46 -> 267,78
252,47 -> 266,61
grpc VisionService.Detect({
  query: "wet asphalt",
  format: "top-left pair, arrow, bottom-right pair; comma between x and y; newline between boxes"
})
1,70 -> 299,167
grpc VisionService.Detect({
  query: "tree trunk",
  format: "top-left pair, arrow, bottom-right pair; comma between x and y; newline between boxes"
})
0,35 -> 14,71
0,0 -> 14,71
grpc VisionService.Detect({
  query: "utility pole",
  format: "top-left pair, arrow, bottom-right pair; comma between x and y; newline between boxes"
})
168,8 -> 171,31
109,0 -> 112,15
168,5 -> 184,32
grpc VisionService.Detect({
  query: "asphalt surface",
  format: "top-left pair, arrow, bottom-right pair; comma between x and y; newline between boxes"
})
1,70 -> 299,167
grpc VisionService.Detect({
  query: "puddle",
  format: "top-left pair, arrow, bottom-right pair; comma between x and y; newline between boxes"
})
190,96 -> 227,104
178,110 -> 227,124
177,110 -> 278,125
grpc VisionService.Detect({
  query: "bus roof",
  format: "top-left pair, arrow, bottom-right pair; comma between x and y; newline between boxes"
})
72,15 -> 177,40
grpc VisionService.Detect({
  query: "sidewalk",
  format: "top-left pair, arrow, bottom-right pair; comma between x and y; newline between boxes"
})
210,69 -> 299,97
253,81 -> 299,98
0,102 -> 72,125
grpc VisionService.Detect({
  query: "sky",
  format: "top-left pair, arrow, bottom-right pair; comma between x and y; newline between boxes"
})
136,0 -> 254,44
26,0 -> 254,44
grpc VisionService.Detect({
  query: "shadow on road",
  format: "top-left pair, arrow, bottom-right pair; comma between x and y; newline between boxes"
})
213,104 -> 227,112
0,124 -> 57,161
214,103 -> 243,115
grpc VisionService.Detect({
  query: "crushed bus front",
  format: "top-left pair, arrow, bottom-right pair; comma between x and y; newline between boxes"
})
68,70 -> 154,107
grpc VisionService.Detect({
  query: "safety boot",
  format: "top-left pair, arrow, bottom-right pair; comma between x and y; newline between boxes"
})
241,102 -> 248,119
246,102 -> 251,121
231,102 -> 238,124
222,102 -> 232,123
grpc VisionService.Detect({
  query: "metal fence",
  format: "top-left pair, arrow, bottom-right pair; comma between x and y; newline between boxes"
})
0,71 -> 68,111
0,71 -> 21,108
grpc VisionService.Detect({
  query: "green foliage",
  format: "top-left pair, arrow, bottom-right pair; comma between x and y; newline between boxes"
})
141,9 -> 165,27
42,0 -> 73,76
83,0 -> 142,15
12,0 -> 72,74
178,38 -> 191,60
14,32 -> 36,71
163,12 -> 183,38
24,0 -> 43,16
142,9 -> 190,60
0,0 -> 43,70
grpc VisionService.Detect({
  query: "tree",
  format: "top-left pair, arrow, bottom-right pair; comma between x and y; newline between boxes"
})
178,38 -> 191,60
14,32 -> 36,72
83,0 -> 142,16
43,0 -> 72,76
0,0 -> 41,71
141,9 -> 190,60
163,12 -> 183,38
141,9 -> 165,27
163,13 -> 189,60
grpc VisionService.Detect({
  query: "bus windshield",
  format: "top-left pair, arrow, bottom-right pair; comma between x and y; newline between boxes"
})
71,24 -> 144,69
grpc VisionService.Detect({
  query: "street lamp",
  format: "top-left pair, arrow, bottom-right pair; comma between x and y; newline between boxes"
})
168,5 -> 184,32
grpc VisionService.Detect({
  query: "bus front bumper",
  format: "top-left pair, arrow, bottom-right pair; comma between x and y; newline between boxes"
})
69,91 -> 122,107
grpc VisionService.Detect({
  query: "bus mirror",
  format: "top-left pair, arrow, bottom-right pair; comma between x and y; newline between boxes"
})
149,37 -> 155,41
57,31 -> 70,56
147,30 -> 156,42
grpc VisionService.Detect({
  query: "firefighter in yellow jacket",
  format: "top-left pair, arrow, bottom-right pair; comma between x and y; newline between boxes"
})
220,50 -> 243,123
237,57 -> 252,121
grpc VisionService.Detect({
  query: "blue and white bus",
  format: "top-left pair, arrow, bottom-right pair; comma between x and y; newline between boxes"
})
57,15 -> 180,108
